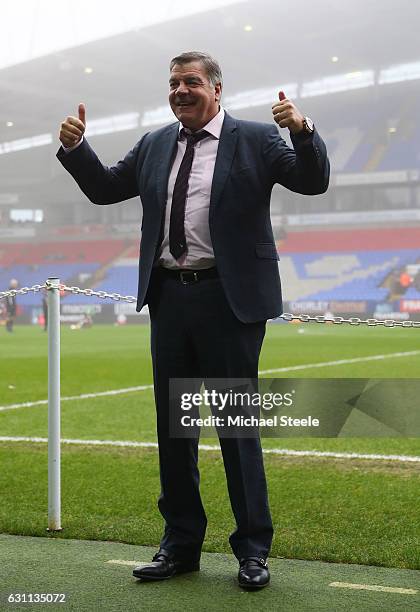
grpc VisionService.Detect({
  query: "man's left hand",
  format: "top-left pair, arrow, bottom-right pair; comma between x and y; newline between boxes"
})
272,91 -> 305,134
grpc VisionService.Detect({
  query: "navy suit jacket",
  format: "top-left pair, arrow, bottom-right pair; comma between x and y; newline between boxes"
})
57,112 -> 329,323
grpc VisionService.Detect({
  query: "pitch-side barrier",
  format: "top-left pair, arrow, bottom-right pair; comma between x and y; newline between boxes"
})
1,278 -> 419,531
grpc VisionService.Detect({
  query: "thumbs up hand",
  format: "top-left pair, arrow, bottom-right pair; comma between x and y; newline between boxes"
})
272,91 -> 305,134
59,103 -> 86,148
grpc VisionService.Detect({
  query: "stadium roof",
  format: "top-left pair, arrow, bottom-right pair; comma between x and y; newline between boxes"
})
1,0 -> 419,210
1,0 -> 243,70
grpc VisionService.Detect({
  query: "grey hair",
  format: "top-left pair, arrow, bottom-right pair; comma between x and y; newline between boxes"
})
169,51 -> 223,88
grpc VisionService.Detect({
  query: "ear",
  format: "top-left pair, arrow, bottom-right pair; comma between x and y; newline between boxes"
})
215,82 -> 222,100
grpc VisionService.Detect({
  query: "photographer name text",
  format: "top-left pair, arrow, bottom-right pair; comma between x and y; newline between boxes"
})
180,415 -> 320,428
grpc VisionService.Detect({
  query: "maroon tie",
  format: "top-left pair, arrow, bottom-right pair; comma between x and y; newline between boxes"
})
169,129 -> 209,260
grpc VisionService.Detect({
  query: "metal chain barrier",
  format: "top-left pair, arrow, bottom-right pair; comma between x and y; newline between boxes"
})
1,281 -> 420,328
280,312 -> 420,328
0,284 -> 46,300
59,283 -> 137,303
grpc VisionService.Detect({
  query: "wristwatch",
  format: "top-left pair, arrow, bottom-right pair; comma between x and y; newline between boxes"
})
301,116 -> 314,135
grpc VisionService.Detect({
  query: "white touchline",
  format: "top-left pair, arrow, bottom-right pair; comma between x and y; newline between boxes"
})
107,560 -> 146,566
0,436 -> 419,463
0,385 -> 154,412
329,582 -> 418,595
1,349 -> 419,413
258,350 -> 420,374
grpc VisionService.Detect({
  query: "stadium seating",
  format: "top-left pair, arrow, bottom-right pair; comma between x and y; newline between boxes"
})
2,264 -> 100,306
403,287 -> 420,298
0,240 -> 130,306
0,240 -> 126,266
325,92 -> 420,172
283,250 -> 419,302
62,264 -> 138,304
278,228 -> 420,303
2,229 -> 419,307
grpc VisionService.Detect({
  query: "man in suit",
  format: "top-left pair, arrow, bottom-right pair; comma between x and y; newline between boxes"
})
5,279 -> 18,333
57,51 -> 329,589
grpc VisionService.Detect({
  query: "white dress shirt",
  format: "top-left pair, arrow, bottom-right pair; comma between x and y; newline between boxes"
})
156,107 -> 225,270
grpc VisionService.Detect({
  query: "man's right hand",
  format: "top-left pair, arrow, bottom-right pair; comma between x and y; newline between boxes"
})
59,103 -> 86,148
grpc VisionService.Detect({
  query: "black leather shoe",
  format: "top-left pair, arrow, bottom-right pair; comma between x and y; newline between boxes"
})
133,548 -> 200,581
238,557 -> 270,589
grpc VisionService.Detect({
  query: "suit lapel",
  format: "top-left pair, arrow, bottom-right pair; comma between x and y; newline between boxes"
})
156,122 -> 179,210
209,113 -> 238,219
155,113 -> 238,215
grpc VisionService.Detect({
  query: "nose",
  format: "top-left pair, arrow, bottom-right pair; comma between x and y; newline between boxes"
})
175,80 -> 189,96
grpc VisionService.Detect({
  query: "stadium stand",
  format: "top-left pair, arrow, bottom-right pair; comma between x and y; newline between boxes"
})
0,240 -> 126,266
404,287 -> 420,298
317,85 -> 420,173
3,228 -> 419,315
281,251 -> 417,302
0,240 -> 129,306
279,228 -> 420,303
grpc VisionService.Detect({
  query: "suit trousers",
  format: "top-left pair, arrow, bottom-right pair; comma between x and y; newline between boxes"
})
147,267 -> 273,561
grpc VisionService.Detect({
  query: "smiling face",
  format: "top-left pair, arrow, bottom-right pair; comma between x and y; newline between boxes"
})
169,61 -> 221,130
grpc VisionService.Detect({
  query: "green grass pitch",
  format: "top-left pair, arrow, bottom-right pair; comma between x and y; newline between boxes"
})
1,323 -> 419,570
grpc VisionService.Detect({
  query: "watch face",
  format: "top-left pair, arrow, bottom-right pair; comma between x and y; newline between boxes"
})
305,116 -> 314,132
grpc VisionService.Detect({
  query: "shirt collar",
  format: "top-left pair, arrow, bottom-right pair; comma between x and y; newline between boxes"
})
178,106 -> 225,140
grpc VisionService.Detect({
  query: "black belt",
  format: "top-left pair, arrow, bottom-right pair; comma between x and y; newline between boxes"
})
156,267 -> 218,284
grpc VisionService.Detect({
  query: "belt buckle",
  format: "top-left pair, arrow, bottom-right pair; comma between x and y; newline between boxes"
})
180,271 -> 198,285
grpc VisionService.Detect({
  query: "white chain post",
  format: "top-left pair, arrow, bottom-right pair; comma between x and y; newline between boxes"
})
46,277 -> 62,532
